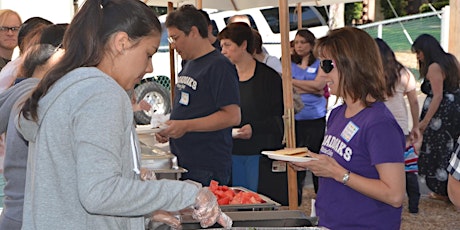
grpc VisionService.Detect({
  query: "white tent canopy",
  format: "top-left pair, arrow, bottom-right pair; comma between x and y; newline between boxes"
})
145,0 -> 360,11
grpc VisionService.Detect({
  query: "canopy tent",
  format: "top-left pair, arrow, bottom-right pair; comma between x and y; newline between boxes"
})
145,0 -> 360,11
146,0 -> 359,210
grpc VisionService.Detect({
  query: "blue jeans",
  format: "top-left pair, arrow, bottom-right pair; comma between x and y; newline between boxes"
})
406,172 -> 420,213
231,155 -> 260,192
180,168 -> 231,187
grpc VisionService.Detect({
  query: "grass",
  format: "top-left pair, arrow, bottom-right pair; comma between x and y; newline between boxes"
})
359,15 -> 442,81
361,16 -> 441,52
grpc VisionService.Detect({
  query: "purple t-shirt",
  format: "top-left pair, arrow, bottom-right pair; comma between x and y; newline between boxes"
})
316,101 -> 404,230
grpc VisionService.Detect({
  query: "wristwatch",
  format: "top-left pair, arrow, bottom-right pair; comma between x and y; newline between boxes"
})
342,171 -> 351,185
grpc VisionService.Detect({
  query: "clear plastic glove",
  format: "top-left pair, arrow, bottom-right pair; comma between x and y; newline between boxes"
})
140,168 -> 156,181
151,210 -> 181,230
192,187 -> 233,229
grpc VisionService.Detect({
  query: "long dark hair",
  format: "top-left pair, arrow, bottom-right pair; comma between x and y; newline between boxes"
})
18,17 -> 52,53
291,29 -> 316,65
375,38 -> 407,97
20,0 -> 161,121
19,44 -> 58,79
412,34 -> 460,92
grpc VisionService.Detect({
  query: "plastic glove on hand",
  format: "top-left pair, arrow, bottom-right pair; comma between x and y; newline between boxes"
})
140,168 -> 156,181
151,210 -> 181,230
192,187 -> 233,229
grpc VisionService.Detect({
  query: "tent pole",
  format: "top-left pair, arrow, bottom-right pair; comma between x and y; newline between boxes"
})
297,3 -> 302,29
449,0 -> 460,59
279,0 -> 298,210
168,2 -> 176,107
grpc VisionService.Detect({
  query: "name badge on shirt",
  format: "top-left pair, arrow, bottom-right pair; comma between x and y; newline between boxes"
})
307,67 -> 317,73
179,92 -> 189,106
341,121 -> 359,142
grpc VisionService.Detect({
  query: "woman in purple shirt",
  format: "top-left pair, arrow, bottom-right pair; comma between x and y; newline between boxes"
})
290,27 -> 405,230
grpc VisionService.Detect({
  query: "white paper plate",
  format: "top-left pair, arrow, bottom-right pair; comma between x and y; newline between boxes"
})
136,126 -> 162,134
261,151 -> 318,163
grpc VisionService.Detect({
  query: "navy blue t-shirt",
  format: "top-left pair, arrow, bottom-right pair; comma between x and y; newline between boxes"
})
170,49 -> 240,174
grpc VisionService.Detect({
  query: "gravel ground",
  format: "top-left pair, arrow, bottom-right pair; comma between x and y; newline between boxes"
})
298,187 -> 460,230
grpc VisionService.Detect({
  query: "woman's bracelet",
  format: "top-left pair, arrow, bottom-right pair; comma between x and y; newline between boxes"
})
342,171 -> 351,185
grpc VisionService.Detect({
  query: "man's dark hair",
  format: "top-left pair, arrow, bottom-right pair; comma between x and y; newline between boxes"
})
165,4 -> 208,38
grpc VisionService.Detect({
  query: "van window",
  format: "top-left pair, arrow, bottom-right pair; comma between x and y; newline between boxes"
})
261,6 -> 325,34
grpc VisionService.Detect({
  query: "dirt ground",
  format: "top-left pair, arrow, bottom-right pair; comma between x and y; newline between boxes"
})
395,52 -> 418,70
299,187 -> 460,230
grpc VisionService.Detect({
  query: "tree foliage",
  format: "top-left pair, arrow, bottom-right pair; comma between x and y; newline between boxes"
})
381,0 -> 408,19
345,2 -> 363,25
419,1 -> 449,13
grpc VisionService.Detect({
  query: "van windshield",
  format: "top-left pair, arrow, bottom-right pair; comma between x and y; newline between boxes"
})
261,6 -> 326,34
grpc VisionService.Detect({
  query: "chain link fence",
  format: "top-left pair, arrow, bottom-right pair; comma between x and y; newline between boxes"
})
357,11 -> 443,80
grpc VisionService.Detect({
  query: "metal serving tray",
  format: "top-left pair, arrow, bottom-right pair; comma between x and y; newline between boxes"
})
207,228 -> 328,230
180,210 -> 317,230
140,143 -> 187,180
218,187 -> 281,211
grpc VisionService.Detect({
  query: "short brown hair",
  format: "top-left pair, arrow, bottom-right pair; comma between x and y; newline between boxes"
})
218,22 -> 254,54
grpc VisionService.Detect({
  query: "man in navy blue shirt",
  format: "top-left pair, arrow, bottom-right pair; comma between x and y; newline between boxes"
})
157,5 -> 240,186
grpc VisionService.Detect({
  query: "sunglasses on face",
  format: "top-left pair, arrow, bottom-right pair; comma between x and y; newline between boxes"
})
320,60 -> 334,73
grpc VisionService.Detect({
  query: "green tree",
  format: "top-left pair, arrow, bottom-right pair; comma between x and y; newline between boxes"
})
419,1 -> 449,13
345,2 -> 363,25
381,0 -> 408,19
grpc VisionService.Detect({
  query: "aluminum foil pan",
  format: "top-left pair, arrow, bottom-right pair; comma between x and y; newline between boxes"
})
218,187 -> 281,211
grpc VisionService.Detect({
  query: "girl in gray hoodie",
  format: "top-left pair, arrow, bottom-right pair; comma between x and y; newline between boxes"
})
15,0 -> 230,229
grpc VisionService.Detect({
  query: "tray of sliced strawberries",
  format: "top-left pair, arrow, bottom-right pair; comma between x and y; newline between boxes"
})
208,180 -> 281,211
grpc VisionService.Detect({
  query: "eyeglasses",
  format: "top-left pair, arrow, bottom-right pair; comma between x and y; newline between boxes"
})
320,60 -> 334,73
167,34 -> 181,44
0,26 -> 20,33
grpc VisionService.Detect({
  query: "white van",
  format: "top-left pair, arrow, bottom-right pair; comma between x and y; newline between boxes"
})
134,5 -> 329,124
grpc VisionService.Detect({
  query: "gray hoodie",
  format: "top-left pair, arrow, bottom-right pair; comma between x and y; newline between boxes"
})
0,78 -> 39,229
16,67 -> 198,230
